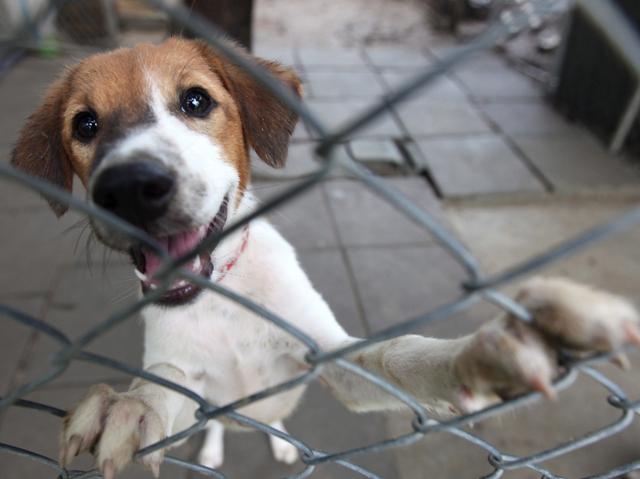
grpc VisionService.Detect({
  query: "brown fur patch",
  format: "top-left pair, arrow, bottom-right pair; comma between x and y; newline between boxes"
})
194,40 -> 302,171
11,70 -> 76,216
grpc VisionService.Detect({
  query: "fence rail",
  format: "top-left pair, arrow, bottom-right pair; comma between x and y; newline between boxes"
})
2,1 -> 640,478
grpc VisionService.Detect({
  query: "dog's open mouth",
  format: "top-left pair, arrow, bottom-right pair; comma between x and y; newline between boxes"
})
129,196 -> 229,306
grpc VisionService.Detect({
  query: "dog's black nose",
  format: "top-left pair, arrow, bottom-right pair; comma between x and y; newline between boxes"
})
92,162 -> 175,226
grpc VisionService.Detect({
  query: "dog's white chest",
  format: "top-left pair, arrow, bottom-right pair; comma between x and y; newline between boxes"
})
142,288 -> 304,409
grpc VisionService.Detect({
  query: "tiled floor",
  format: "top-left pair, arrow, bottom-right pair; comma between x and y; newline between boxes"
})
1,37 -> 640,479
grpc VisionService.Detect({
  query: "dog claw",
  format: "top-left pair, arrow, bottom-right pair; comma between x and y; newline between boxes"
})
148,462 -> 161,478
59,446 -> 66,467
61,434 -> 82,467
624,323 -> 640,347
611,352 -> 631,370
530,375 -> 556,400
102,459 -> 115,479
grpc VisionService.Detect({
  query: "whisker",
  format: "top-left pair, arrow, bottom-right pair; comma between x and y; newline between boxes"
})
111,288 -> 138,305
63,217 -> 90,235
85,231 -> 96,275
73,221 -> 91,256
101,244 -> 110,276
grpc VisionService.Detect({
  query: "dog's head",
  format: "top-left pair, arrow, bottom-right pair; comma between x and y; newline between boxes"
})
11,37 -> 302,305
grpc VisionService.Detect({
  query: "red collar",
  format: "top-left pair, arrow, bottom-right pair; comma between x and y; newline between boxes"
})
216,225 -> 250,283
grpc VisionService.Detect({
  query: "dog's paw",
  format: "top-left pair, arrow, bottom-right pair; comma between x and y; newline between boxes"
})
268,421 -> 298,465
517,277 -> 640,352
452,277 -> 640,413
198,421 -> 224,470
198,447 -> 224,470
60,384 -> 165,478
270,435 -> 298,465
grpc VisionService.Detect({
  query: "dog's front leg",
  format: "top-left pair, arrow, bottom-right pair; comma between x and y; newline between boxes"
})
60,363 -> 189,478
320,277 -> 640,418
320,335 -> 472,416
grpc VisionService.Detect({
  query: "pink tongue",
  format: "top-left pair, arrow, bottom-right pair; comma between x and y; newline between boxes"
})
142,229 -> 204,280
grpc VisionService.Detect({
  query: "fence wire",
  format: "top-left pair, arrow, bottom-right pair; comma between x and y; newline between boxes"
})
1,0 -> 640,478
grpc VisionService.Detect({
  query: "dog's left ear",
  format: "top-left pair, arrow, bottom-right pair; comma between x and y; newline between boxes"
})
11,74 -> 74,216
196,41 -> 302,168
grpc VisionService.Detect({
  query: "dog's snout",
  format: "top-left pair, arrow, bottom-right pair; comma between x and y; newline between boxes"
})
92,162 -> 175,226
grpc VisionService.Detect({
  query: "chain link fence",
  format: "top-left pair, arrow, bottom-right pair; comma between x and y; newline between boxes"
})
2,0 -> 640,478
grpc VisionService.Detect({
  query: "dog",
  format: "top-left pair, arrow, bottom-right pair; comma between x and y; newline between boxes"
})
10,37 -> 640,478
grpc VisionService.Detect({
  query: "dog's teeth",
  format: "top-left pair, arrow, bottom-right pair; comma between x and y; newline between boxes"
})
134,269 -> 148,282
177,280 -> 187,287
149,283 -> 158,290
193,256 -> 202,271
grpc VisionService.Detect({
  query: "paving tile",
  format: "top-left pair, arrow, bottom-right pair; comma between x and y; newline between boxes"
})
306,98 -> 404,139
513,134 -> 640,190
0,101 -> 35,149
0,206 -> 101,294
0,56 -> 71,146
196,425 -> 303,479
325,178 -> 447,248
18,263 -> 144,388
0,171 -> 117,297
425,37 -> 464,59
394,100 -> 492,137
480,101 -> 576,136
386,412 -> 495,479
349,139 -> 404,165
0,298 -> 44,396
251,142 -> 320,180
297,249 -> 366,337
0,55 -> 70,87
251,141 -> 350,180
348,139 -> 406,174
287,383 -> 400,477
305,69 -> 386,98
415,134 -> 544,196
452,50 -> 511,73
446,196 -> 640,279
208,383 -> 398,478
251,180 -> 339,250
454,67 -> 543,101
346,245 -> 485,335
0,144 -> 54,209
292,119 -> 309,140
381,71 -> 467,102
0,150 -> 87,209
0,386 -> 190,479
364,47 -> 432,69
297,47 -> 368,69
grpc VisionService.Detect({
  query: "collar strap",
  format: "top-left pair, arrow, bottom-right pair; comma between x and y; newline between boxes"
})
216,224 -> 250,283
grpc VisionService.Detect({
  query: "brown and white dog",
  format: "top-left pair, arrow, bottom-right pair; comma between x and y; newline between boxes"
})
10,37 -> 640,478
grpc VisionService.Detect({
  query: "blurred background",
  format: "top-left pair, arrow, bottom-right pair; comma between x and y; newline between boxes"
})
2,0 -> 640,478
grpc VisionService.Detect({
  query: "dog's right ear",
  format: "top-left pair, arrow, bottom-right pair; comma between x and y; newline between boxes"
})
194,40 -> 302,169
11,73 -> 74,217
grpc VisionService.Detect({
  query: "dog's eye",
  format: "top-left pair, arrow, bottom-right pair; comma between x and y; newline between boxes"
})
73,111 -> 99,142
181,88 -> 214,118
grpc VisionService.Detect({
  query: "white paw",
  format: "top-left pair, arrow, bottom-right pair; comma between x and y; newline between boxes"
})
198,449 -> 224,470
198,420 -> 224,469
60,384 -> 165,479
453,277 -> 640,413
270,435 -> 298,464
